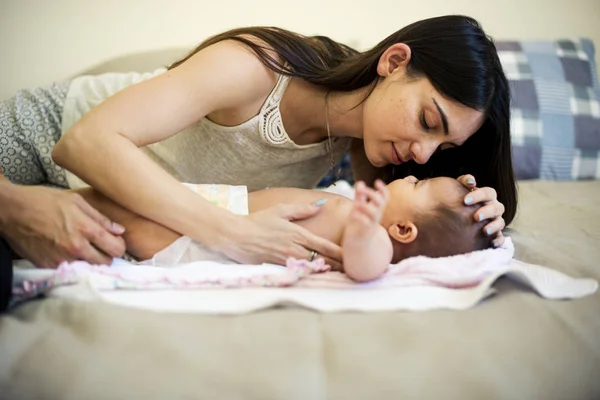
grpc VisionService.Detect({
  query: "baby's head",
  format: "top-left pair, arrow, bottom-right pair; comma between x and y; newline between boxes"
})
382,176 -> 493,261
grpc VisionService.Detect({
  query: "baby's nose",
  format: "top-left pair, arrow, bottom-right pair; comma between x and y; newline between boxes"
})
404,175 -> 418,183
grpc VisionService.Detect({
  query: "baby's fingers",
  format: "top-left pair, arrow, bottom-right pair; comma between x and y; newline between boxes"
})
354,200 -> 377,219
364,183 -> 388,208
350,209 -> 373,227
354,181 -> 368,203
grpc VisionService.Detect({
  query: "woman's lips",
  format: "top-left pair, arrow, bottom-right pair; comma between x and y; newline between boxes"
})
391,144 -> 403,165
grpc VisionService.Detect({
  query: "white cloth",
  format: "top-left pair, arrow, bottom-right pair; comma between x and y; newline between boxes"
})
12,238 -> 598,314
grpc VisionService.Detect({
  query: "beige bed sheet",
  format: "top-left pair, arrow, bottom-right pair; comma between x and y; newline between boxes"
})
1,180 -> 599,400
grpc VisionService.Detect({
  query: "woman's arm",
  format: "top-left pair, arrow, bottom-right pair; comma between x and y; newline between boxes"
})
77,185 -> 357,270
53,40 -> 275,250
79,186 -> 351,266
53,40 -> 342,266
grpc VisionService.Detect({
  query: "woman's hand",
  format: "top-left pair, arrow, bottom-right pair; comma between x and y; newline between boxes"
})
215,203 -> 344,270
0,183 -> 127,268
457,174 -> 506,248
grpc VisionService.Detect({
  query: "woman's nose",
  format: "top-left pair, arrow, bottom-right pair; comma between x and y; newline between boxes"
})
410,141 -> 439,165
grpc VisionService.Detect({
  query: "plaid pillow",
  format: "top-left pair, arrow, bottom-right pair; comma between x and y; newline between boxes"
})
499,38 -> 600,180
317,38 -> 600,186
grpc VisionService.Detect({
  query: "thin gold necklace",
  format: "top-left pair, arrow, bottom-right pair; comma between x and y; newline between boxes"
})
324,90 -> 340,183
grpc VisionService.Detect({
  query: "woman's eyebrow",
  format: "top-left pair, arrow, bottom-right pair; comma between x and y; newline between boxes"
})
432,98 -> 449,135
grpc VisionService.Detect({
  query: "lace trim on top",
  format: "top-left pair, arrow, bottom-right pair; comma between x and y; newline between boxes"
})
258,74 -> 323,149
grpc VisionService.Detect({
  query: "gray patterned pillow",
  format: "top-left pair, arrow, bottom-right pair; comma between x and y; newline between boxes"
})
497,38 -> 600,180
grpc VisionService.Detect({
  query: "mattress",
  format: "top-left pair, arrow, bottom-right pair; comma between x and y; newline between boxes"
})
1,180 -> 599,400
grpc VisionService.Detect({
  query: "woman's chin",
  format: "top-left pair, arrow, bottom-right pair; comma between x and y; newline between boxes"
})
364,147 -> 385,168
370,155 -> 387,168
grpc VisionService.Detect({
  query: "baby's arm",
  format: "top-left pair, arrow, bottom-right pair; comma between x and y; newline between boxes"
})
341,181 -> 393,282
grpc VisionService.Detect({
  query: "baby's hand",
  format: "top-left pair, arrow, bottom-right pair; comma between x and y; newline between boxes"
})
346,180 -> 389,240
342,180 -> 393,282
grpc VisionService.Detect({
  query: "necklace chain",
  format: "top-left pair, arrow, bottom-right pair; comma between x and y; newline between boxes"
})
324,91 -> 340,183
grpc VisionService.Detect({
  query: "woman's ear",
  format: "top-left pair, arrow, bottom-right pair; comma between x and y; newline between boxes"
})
377,43 -> 412,77
387,221 -> 418,244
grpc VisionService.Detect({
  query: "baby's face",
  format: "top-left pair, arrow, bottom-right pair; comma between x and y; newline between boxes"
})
381,176 -> 466,225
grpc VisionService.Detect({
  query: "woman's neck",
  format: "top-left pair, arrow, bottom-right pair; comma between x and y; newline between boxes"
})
280,78 -> 368,145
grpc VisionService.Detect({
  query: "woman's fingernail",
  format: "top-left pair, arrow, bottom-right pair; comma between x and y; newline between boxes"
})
112,222 -> 125,234
314,199 -> 328,207
467,178 -> 475,185
493,241 -> 500,248
465,196 -> 473,205
486,227 -> 492,236
479,213 -> 485,222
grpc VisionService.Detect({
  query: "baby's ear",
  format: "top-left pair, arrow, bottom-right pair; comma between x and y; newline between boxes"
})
388,221 -> 418,244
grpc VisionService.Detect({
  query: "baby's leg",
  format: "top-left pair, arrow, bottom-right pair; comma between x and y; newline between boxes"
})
75,188 -> 181,260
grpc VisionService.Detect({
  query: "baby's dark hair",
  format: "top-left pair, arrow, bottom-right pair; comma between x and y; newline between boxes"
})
409,186 -> 494,258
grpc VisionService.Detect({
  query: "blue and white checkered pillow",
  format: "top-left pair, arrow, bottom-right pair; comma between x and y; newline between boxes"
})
498,38 -> 600,180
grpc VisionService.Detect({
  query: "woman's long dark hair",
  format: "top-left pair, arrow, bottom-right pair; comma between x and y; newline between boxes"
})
169,15 -> 517,224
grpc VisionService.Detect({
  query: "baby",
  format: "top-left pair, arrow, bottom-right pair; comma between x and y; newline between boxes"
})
77,176 -> 492,281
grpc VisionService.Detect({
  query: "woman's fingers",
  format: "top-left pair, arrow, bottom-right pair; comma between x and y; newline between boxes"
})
275,202 -> 323,222
458,183 -> 507,247
76,240 -> 114,266
471,201 -> 505,223
298,229 -> 343,264
75,195 -> 127,258
289,241 -> 342,270
457,174 -> 477,189
483,216 -> 506,237
492,232 -> 506,248
464,186 -> 498,207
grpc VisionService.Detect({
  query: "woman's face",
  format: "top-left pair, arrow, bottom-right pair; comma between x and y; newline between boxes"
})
361,45 -> 485,168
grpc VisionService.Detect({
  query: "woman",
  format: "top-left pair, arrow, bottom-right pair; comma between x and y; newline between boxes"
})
1,15 -> 515,269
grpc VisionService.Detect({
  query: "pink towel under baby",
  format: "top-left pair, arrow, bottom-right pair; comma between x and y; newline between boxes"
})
11,238 -> 597,312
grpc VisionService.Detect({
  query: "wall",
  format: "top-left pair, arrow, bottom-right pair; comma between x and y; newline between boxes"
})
1,0 -> 599,100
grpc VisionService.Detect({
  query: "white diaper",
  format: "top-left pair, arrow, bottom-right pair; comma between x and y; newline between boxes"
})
140,183 -> 249,266
181,183 -> 249,215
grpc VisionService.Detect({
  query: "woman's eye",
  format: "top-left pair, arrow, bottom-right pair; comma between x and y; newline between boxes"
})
437,143 -> 457,152
420,112 -> 430,130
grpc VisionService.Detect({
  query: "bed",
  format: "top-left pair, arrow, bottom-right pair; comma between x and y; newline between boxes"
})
1,40 -> 600,399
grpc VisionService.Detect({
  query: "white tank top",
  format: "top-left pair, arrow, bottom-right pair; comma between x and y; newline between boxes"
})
60,68 -> 351,191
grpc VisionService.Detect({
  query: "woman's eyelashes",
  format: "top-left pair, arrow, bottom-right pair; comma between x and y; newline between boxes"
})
420,111 -> 430,131
420,111 -> 436,132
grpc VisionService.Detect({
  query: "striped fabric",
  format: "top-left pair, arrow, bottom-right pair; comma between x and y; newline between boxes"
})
501,38 -> 600,180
